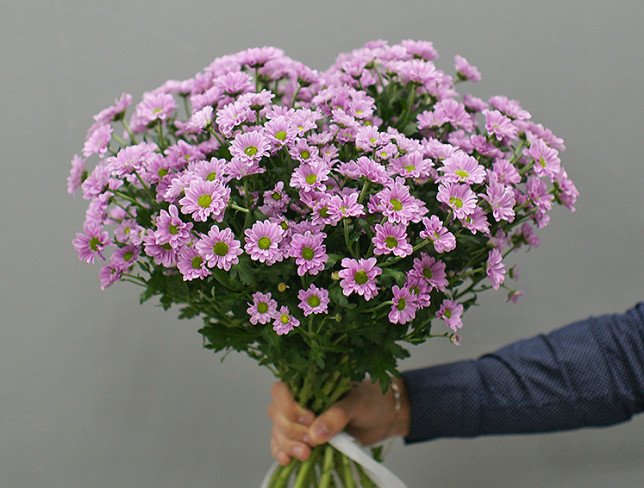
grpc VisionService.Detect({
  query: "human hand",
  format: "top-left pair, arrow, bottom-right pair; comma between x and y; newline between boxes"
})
268,378 -> 410,465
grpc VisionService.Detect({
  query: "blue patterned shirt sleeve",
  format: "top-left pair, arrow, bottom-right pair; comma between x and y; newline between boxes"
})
402,303 -> 644,444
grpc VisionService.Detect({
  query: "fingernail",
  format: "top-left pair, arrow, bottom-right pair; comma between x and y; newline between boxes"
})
313,423 -> 329,441
298,415 -> 311,425
302,434 -> 311,444
293,445 -> 305,458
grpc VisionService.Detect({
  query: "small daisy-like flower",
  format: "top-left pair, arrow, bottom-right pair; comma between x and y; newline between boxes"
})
247,292 -> 278,325
437,299 -> 464,331
487,248 -> 506,290
73,223 -> 111,264
114,219 -> 144,245
273,306 -> 300,335
99,262 -> 125,290
186,106 -> 213,132
525,138 -> 561,180
230,131 -> 270,162
410,253 -> 448,292
438,151 -> 486,185
82,123 -> 112,158
67,155 -> 87,194
436,182 -> 478,220
111,244 -> 140,268
490,158 -> 521,186
142,230 -> 177,267
556,170 -> 579,212
483,109 -> 518,142
154,204 -> 193,248
289,231 -> 328,276
389,151 -> 434,180
419,216 -> 456,253
355,156 -> 390,185
298,285 -> 330,316
327,191 -> 365,221
263,115 -> 297,149
373,222 -> 413,257
389,285 -> 418,324
355,126 -> 387,151
370,178 -> 427,225
525,176 -> 553,213
260,181 -> 289,216
489,96 -> 531,120
178,179 -> 230,222
462,206 -> 490,235
195,226 -> 243,271
338,257 -> 382,301
506,289 -> 524,304
481,181 -> 516,222
244,220 -> 285,265
190,158 -> 228,183
135,91 -> 176,126
106,142 -> 158,179
404,274 -> 432,309
454,55 -> 481,82
177,246 -> 211,281
93,93 -> 132,124
290,160 -> 330,193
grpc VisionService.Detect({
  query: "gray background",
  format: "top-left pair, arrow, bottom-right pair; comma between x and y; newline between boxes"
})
1,0 -> 643,487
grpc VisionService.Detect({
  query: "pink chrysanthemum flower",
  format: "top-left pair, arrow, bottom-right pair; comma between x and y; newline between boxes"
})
289,231 -> 328,276
186,106 -> 213,132
463,94 -> 488,112
260,181 -> 289,216
525,138 -> 561,180
338,257 -> 382,301
327,191 -> 365,221
437,299 -> 464,331
388,285 -> 418,325
214,71 -> 254,97
93,93 -> 132,124
135,91 -> 176,126
355,156 -> 390,185
419,216 -> 456,253
438,151 -> 486,185
263,115 -> 297,149
487,248 -> 506,290
190,158 -> 228,183
106,142 -> 157,179
410,253 -> 448,292
290,160 -> 330,193
436,182 -> 478,220
247,291 -> 278,325
142,230 -> 177,267
177,246 -> 211,281
525,176 -> 553,213
73,223 -> 111,264
154,204 -> 193,248
462,206 -> 490,235
490,158 -> 521,186
389,151 -> 434,180
195,226 -> 243,271
216,99 -> 253,137
483,109 -> 518,142
178,179 -> 230,222
273,306 -> 300,335
67,155 -> 87,194
114,219 -> 144,245
99,262 -> 125,290
111,244 -> 140,268
556,170 -> 579,212
489,96 -> 531,120
298,285 -> 330,316
244,220 -> 285,265
373,222 -> 413,257
230,131 -> 270,162
454,55 -> 481,82
370,178 -> 427,225
481,181 -> 516,222
404,274 -> 432,309
83,123 -> 112,158
355,126 -> 388,151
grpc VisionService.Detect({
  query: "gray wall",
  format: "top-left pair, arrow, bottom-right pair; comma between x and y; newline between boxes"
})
1,1 -> 643,487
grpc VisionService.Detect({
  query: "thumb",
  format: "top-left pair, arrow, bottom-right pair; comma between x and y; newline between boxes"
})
308,399 -> 354,445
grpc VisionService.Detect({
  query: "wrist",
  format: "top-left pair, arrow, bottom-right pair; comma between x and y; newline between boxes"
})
390,377 -> 410,438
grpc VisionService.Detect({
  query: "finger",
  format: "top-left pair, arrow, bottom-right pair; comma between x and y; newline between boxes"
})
271,382 -> 315,425
271,437 -> 291,466
308,401 -> 353,445
269,404 -> 311,444
272,425 -> 311,462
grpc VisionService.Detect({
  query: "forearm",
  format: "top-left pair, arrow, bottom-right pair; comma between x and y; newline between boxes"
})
402,303 -> 644,443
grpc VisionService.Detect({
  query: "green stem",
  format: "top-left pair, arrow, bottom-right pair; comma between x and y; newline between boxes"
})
355,462 -> 377,488
343,219 -> 357,258
397,84 -> 417,130
208,126 -> 226,147
379,239 -> 430,268
112,132 -> 127,147
121,118 -> 137,144
274,460 -> 299,488
318,445 -> 336,488
133,171 -> 155,201
156,121 -> 166,151
229,202 -> 250,213
293,447 -> 320,488
357,180 -> 371,205
339,452 -> 356,488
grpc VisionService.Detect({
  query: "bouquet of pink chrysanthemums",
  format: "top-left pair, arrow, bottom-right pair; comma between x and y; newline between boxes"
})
69,39 -> 577,487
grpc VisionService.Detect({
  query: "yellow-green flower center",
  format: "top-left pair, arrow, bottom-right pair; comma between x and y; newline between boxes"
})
396,298 -> 407,311
319,206 -> 329,218
390,198 -> 403,211
213,241 -> 229,256
89,237 -> 100,252
307,295 -> 321,307
305,173 -> 317,185
158,168 -> 168,178
280,314 -> 290,325
162,243 -> 172,251
369,137 -> 377,144
271,191 -> 282,201
244,145 -> 258,156
258,237 -> 272,250
206,172 -> 217,181
300,150 -> 310,159
444,309 -> 452,318
354,270 -> 368,285
404,165 -> 416,172
169,224 -> 179,235
455,169 -> 470,179
301,247 -> 315,260
423,268 -> 433,279
123,251 -> 133,261
191,256 -> 203,269
257,302 -> 269,314
275,131 -> 287,141
385,236 -> 398,249
198,194 -> 212,208
539,157 -> 547,168
449,196 -> 463,209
